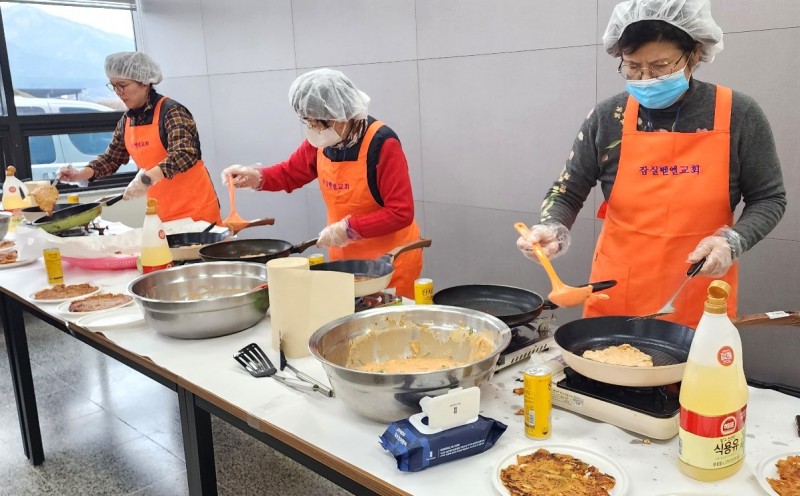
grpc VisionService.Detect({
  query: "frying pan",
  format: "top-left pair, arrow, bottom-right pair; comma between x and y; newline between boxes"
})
198,237 -> 318,265
32,194 -> 123,234
555,312 -> 800,387
432,281 -> 617,328
167,226 -> 233,261
309,239 -> 432,297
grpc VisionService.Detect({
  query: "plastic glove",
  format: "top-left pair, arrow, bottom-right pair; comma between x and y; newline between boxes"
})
221,164 -> 262,189
516,222 -> 571,262
687,227 -> 744,277
123,169 -> 151,200
56,164 -> 92,186
317,218 -> 361,248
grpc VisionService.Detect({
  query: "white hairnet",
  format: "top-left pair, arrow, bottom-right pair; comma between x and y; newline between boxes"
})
603,0 -> 723,63
105,52 -> 163,85
289,68 -> 370,122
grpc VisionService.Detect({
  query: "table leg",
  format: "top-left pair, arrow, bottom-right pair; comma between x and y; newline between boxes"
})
178,386 -> 217,496
0,293 -> 44,465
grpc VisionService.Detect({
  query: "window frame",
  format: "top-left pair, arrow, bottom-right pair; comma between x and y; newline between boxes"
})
0,3 -> 137,192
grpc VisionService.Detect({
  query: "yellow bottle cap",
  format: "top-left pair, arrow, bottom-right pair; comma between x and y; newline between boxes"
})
704,280 -> 731,314
6,165 -> 16,176
145,198 -> 158,215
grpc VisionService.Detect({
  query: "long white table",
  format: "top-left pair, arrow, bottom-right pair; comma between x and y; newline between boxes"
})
2,258 -> 799,495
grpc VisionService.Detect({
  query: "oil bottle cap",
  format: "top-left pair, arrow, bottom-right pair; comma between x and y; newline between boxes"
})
704,280 -> 731,314
145,198 -> 158,215
6,165 -> 15,176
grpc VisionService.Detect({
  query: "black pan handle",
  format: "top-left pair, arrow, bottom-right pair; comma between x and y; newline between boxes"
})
291,238 -> 319,254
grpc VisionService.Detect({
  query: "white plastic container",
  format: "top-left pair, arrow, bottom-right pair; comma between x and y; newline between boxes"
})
2,165 -> 31,232
140,198 -> 173,274
678,280 -> 747,481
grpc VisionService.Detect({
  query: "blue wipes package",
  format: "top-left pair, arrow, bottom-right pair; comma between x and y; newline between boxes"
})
379,414 -> 507,472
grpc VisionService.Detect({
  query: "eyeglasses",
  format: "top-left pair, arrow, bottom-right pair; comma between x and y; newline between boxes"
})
299,116 -> 330,129
618,52 -> 690,81
106,81 -> 136,93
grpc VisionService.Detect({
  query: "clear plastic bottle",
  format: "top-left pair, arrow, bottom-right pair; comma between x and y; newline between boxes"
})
2,165 -> 31,232
140,198 -> 173,274
678,280 -> 747,481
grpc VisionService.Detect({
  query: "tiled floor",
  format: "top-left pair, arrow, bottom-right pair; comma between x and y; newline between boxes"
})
0,313 -> 354,496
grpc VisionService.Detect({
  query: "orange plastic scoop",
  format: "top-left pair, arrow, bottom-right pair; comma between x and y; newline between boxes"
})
223,180 -> 275,234
514,222 -> 602,308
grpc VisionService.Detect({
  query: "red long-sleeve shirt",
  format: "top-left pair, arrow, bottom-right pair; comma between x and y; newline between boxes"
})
258,135 -> 415,239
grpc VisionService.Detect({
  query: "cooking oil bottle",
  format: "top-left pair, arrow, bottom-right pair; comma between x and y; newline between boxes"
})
678,280 -> 747,481
2,165 -> 31,232
140,198 -> 173,274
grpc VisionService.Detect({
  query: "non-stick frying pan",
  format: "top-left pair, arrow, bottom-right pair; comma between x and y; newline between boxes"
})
198,237 -> 318,265
432,281 -> 617,328
555,312 -> 800,387
32,194 -> 123,234
167,226 -> 232,261
309,239 -> 432,297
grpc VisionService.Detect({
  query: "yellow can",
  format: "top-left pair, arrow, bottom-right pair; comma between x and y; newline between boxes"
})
43,248 -> 64,285
414,278 -> 434,305
523,365 -> 552,439
67,194 -> 80,204
307,253 -> 324,266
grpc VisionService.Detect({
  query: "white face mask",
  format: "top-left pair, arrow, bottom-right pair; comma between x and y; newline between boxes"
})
306,126 -> 342,148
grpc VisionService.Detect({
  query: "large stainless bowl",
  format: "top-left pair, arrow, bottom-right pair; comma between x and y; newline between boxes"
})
128,261 -> 269,339
309,305 -> 511,423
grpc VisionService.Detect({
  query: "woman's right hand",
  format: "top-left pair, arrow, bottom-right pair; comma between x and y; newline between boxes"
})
56,165 -> 93,184
221,164 -> 261,189
516,222 -> 571,262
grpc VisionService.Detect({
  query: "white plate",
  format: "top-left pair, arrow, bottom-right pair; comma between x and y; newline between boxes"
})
0,257 -> 38,269
29,283 -> 102,303
755,451 -> 800,495
493,444 -> 630,496
75,307 -> 146,331
57,294 -> 134,317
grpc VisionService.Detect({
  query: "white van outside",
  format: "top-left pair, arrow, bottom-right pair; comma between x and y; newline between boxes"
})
15,96 -> 137,180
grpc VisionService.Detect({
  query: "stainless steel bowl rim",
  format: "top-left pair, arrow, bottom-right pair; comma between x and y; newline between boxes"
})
127,261 -> 267,305
308,304 -> 511,377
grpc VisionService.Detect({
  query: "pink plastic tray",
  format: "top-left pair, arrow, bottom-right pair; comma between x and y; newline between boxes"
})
62,255 -> 138,271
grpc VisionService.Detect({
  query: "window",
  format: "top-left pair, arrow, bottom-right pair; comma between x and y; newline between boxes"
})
0,0 -> 137,187
27,130 -> 134,181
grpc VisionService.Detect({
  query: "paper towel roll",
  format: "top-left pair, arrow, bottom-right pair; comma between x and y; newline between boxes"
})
267,257 -> 355,358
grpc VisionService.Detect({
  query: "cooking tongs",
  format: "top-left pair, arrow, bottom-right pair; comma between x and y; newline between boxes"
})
234,343 -> 333,397
629,257 -> 706,321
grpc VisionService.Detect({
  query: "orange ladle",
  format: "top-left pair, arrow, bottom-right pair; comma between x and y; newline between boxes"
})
223,180 -> 275,234
514,222 -> 605,308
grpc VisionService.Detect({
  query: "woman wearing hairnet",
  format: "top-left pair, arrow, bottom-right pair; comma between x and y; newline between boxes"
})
221,69 -> 422,298
57,51 -> 221,224
516,0 -> 786,328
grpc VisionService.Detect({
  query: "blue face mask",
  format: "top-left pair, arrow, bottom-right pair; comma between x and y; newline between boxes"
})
625,69 -> 689,109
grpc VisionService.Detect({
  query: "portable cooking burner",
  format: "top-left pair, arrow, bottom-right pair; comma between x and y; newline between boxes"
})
534,353 -> 681,440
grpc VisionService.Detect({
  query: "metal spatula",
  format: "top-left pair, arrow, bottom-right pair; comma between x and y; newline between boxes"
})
629,257 -> 706,321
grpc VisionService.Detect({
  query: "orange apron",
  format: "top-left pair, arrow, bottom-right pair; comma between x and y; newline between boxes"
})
317,120 -> 422,299
124,97 -> 221,224
584,85 -> 738,328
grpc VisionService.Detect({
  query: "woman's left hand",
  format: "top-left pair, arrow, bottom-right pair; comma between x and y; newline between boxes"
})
317,218 -> 361,248
687,235 -> 733,277
123,169 -> 151,200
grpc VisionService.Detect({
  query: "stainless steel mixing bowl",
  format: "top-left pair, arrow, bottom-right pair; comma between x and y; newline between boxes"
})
128,261 -> 268,339
309,305 -> 511,423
